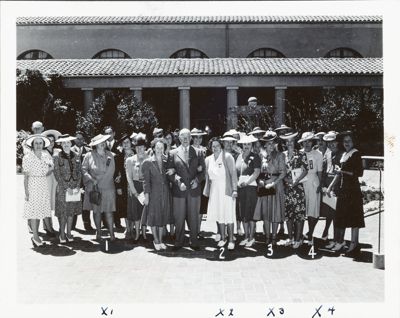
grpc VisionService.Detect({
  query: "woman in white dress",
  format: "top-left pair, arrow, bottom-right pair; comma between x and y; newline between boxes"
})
203,138 -> 238,250
23,134 -> 54,247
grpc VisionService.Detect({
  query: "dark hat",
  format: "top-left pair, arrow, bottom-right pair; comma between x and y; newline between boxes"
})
134,132 -> 147,147
116,133 -> 131,146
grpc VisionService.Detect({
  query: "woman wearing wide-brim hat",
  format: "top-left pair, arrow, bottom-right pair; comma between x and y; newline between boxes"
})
82,134 -> 116,241
279,131 -> 308,248
23,134 -> 54,247
253,131 -> 287,246
326,131 -> 365,255
298,131 -> 323,245
235,134 -> 261,247
42,129 -> 62,236
126,133 -> 150,242
53,134 -> 82,243
321,131 -> 344,250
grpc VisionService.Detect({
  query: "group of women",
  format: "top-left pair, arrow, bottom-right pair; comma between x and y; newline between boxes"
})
22,124 -> 365,256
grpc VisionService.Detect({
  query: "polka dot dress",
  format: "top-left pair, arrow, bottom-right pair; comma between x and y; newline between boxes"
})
22,151 -> 52,219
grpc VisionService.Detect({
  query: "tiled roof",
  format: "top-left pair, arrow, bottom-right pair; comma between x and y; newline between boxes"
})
16,58 -> 383,77
16,15 -> 382,25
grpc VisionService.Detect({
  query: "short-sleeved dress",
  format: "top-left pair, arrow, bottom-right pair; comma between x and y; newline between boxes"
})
22,151 -> 53,219
253,151 -> 286,222
335,149 -> 365,228
53,150 -> 82,218
82,150 -> 116,214
141,155 -> 171,227
235,152 -> 261,222
283,150 -> 308,222
303,149 -> 323,218
206,152 -> 236,224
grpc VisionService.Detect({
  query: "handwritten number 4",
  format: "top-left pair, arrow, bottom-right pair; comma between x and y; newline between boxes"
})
219,247 -> 225,260
308,245 -> 316,259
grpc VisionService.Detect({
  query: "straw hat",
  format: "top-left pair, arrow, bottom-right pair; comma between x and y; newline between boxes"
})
237,134 -> 259,144
279,131 -> 299,140
248,127 -> 266,135
42,129 -> 61,141
55,134 -> 77,143
298,132 -> 315,143
25,134 -> 50,148
89,134 -> 110,147
190,128 -> 207,136
274,124 -> 292,132
261,130 -> 277,142
220,131 -> 237,142
314,131 -> 326,139
323,131 -> 338,142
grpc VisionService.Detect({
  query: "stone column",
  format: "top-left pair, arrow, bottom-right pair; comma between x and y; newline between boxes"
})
130,87 -> 143,103
226,86 -> 239,129
81,88 -> 94,115
274,86 -> 287,127
178,87 -> 191,129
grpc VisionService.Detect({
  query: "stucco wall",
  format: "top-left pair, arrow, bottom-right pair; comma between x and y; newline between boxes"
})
17,23 -> 382,59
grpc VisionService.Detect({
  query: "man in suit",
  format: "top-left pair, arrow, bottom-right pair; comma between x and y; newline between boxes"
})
167,128 -> 206,251
71,131 -> 94,231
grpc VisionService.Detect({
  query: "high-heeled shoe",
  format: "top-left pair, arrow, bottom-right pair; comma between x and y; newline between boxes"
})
346,242 -> 360,255
66,234 -> 74,242
59,235 -> 66,244
153,241 -> 161,251
31,237 -> 44,247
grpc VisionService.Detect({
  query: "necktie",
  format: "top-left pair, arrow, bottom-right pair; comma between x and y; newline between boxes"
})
184,147 -> 189,164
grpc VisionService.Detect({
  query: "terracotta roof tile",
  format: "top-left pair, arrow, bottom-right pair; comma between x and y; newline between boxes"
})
16,58 -> 383,77
16,15 -> 382,25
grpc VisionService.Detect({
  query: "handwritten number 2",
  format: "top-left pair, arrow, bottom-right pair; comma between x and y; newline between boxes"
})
219,247 -> 225,260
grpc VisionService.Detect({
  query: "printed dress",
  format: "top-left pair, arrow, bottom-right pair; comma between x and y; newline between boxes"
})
283,150 -> 308,222
22,151 -> 53,219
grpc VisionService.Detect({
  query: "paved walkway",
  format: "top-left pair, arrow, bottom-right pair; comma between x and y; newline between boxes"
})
16,175 -> 384,304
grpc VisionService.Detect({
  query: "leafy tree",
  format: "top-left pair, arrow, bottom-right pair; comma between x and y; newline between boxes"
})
76,95 -> 106,138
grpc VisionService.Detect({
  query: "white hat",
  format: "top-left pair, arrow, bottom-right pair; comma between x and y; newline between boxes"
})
237,134 -> 259,144
298,132 -> 315,143
190,128 -> 207,136
56,134 -> 77,143
279,131 -> 299,140
42,129 -> 61,141
323,131 -> 338,142
220,131 -> 237,142
89,134 -> 110,147
25,134 -> 50,148
248,127 -> 266,136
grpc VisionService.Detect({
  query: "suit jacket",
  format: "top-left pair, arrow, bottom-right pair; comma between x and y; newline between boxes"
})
167,145 -> 206,198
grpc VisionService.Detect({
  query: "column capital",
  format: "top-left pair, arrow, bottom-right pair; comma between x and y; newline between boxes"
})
129,87 -> 143,91
178,86 -> 191,90
81,87 -> 94,91
226,86 -> 239,90
275,86 -> 287,90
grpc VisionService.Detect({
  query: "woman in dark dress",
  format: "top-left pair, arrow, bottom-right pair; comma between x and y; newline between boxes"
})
235,134 -> 261,247
142,140 -> 171,251
327,131 -> 365,254
114,134 -> 135,238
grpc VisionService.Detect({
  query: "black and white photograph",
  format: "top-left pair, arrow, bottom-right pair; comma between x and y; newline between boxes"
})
1,1 -> 399,317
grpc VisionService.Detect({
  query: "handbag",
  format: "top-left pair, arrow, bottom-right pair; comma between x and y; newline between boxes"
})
66,188 -> 81,202
256,173 -> 276,197
89,184 -> 102,205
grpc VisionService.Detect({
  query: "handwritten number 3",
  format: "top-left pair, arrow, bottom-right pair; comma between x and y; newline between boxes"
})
219,247 -> 225,260
267,244 -> 273,256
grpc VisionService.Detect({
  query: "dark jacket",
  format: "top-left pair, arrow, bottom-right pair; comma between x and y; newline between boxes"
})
167,145 -> 206,198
